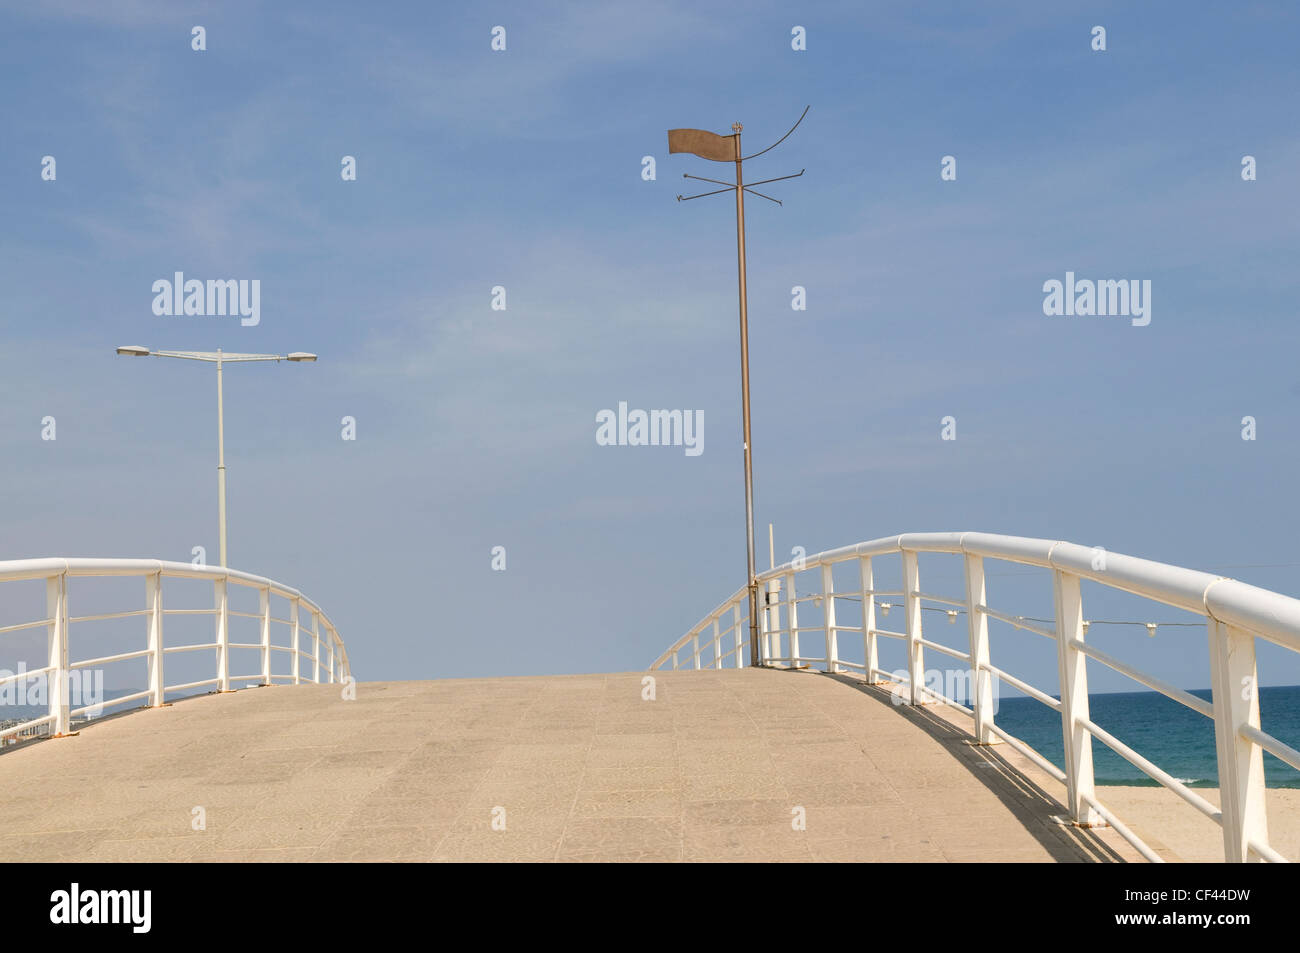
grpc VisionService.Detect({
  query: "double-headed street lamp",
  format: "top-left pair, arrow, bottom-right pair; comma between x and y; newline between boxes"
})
115,346 -> 317,568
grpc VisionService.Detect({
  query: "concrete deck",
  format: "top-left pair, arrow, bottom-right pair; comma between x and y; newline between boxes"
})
0,668 -> 1140,862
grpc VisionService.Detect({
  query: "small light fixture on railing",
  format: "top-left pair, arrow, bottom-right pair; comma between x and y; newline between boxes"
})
946,610 -> 958,624
1082,621 -> 1090,635
1146,623 -> 1157,638
813,594 -> 823,609
879,601 -> 891,617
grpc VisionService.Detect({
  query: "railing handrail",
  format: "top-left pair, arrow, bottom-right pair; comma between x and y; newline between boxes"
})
0,556 -> 349,743
0,557 -> 331,617
651,531 -> 1299,864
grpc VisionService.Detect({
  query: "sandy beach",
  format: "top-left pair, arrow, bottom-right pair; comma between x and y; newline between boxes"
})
1098,785 -> 1300,862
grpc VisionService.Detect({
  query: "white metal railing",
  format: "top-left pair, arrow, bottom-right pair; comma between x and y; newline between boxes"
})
651,532 -> 1300,864
0,558 -> 349,743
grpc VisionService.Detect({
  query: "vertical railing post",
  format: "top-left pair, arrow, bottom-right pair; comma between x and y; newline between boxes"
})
822,563 -> 838,673
46,572 -> 70,736
311,611 -> 321,683
214,577 -> 230,692
712,617 -> 722,670
964,555 -> 996,744
763,579 -> 779,664
758,596 -> 771,664
692,630 -> 701,670
902,550 -> 926,705
1208,619 -> 1269,862
860,556 -> 879,684
785,571 -> 798,668
259,587 -> 271,686
290,599 -> 301,686
326,629 -> 336,684
733,603 -> 743,669
146,572 -> 165,707
1053,570 -> 1100,826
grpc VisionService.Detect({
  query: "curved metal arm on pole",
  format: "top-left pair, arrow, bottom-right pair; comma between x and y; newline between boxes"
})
739,105 -> 810,162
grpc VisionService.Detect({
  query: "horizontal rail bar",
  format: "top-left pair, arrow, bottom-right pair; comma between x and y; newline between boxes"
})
163,642 -> 219,654
1246,838 -> 1289,864
0,618 -> 55,635
0,713 -> 56,738
68,609 -> 151,624
1240,723 -> 1300,774
71,688 -> 152,717
919,686 -> 973,715
164,677 -> 220,692
0,664 -> 55,688
1070,639 -> 1213,720
1081,793 -> 1164,863
1081,716 -> 1222,824
70,648 -> 152,669
979,605 -> 1057,640
981,661 -> 1062,711
916,638 -> 970,662
912,591 -> 965,608
983,721 -> 1068,783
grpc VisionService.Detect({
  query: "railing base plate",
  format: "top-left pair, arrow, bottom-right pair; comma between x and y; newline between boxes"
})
1050,813 -> 1110,830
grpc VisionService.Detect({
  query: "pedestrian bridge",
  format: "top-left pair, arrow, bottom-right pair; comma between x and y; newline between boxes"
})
4,532 -> 1300,862
0,669 -> 1143,862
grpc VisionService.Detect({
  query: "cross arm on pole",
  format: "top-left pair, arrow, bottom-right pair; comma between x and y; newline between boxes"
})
677,186 -> 736,202
683,172 -> 737,189
741,169 -> 804,189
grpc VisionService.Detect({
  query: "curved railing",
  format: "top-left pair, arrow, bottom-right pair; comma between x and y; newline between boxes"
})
651,532 -> 1300,864
0,558 -> 348,744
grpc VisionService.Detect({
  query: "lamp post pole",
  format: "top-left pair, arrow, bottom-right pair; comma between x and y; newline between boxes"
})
216,348 -> 228,568
115,346 -> 318,568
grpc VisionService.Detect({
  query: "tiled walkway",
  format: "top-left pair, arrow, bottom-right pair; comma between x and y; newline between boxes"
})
0,668 -> 1138,862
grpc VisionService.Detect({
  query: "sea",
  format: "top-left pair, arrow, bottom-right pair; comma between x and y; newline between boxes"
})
993,684 -> 1300,788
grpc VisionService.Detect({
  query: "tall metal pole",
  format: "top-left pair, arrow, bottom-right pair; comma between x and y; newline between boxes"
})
216,348 -> 228,568
732,123 -> 760,667
669,108 -> 807,668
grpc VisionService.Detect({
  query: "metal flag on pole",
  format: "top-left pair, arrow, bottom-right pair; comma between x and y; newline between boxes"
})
665,106 -> 809,668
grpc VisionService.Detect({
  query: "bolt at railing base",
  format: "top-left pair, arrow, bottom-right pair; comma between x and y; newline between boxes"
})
50,732 -> 80,739
149,702 -> 173,709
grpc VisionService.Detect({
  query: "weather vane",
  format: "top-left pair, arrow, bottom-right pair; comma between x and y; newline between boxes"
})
666,105 -> 809,667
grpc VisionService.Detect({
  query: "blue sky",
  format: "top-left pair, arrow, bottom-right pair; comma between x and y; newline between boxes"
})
2,1 -> 1300,696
